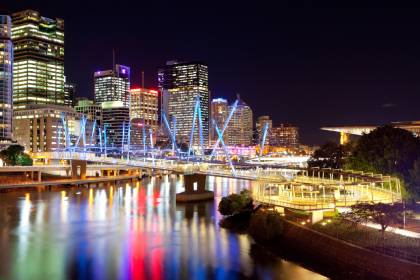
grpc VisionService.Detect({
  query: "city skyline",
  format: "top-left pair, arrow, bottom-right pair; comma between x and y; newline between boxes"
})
4,2 -> 420,145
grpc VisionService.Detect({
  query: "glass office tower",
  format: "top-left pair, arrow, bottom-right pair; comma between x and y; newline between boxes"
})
11,10 -> 65,110
158,61 -> 209,146
94,64 -> 130,108
0,15 -> 13,141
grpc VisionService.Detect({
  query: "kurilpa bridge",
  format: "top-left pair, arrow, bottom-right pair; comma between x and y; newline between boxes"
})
34,151 -> 402,214
30,96 -> 402,215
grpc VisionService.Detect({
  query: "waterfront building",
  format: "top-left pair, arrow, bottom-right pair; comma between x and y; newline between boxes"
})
158,61 -> 209,146
210,98 -> 228,143
256,115 -> 272,145
0,15 -> 13,141
75,98 -> 101,122
64,78 -> 76,107
11,10 -> 65,110
94,64 -> 130,108
226,96 -> 253,146
13,104 -> 83,152
322,121 -> 420,145
101,101 -> 130,151
270,123 -> 299,148
130,87 -> 159,129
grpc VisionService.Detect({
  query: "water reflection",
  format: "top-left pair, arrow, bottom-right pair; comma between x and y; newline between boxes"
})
0,176 -> 327,280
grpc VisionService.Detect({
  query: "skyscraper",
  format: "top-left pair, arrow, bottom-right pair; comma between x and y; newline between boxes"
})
226,95 -> 253,146
11,10 -> 65,110
158,61 -> 209,146
101,101 -> 130,151
130,87 -> 159,129
256,115 -> 272,145
94,64 -> 130,108
0,15 -> 13,141
64,77 -> 76,107
210,98 -> 228,143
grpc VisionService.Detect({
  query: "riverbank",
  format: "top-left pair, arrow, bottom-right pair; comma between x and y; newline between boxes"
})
220,209 -> 420,279
282,219 -> 420,279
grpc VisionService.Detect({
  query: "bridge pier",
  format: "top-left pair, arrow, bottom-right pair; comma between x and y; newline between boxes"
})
176,173 -> 214,202
71,160 -> 87,180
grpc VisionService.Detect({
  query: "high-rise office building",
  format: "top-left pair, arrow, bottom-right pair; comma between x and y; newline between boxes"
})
94,64 -> 130,108
270,124 -> 299,148
226,95 -> 253,146
64,77 -> 76,107
210,98 -> 228,143
0,15 -> 13,141
11,10 -> 65,110
101,101 -> 130,151
158,61 -> 209,146
130,87 -> 159,129
256,115 -> 272,145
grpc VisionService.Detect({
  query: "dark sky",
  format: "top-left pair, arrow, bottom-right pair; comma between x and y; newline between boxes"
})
4,1 -> 420,145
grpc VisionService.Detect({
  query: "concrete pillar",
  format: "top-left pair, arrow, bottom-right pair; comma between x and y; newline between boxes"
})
184,173 -> 207,193
311,210 -> 324,224
71,160 -> 87,179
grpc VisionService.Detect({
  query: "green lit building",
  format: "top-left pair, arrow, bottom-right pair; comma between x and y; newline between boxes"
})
11,10 -> 65,110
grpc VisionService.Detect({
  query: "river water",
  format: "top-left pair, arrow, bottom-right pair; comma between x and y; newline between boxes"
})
0,176 -> 328,280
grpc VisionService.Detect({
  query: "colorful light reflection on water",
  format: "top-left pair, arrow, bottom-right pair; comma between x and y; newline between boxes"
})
0,176 -> 327,280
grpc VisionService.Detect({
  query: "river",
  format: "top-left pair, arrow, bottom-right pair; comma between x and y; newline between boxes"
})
0,175 -> 328,279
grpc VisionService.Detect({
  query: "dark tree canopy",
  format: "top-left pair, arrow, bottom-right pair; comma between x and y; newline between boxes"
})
218,190 -> 253,216
349,203 -> 405,237
346,126 -> 420,196
347,126 -> 420,176
0,145 -> 33,166
308,141 -> 350,169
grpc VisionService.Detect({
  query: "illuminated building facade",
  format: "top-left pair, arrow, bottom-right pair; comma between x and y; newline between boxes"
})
270,123 -> 299,148
226,96 -> 253,146
75,98 -> 101,122
210,98 -> 228,143
94,64 -> 130,108
130,87 -> 159,129
11,10 -> 65,110
322,121 -> 420,145
256,115 -> 272,145
158,61 -> 209,146
64,78 -> 76,107
101,101 -> 130,150
13,104 -> 83,152
0,15 -> 13,141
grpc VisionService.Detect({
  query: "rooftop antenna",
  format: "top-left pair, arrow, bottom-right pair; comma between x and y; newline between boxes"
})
141,71 -> 145,88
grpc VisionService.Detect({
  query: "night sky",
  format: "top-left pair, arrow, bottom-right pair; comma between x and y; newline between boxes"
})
4,1 -> 420,145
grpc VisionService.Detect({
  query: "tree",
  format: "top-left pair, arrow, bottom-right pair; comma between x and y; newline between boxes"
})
409,159 -> 420,197
218,190 -> 253,216
350,203 -> 404,238
0,145 -> 33,166
308,141 -> 351,169
346,126 -> 420,196
339,205 -> 370,230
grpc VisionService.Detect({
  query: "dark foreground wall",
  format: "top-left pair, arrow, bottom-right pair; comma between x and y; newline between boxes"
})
281,221 -> 420,279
